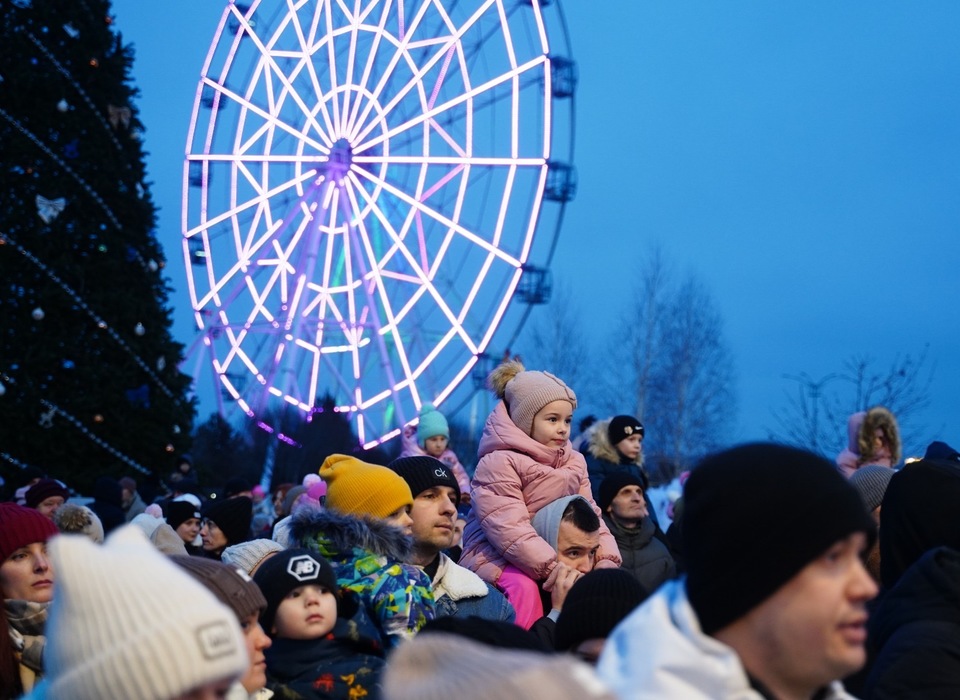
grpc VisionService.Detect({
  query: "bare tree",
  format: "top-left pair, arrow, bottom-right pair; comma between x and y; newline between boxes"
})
601,246 -> 737,480
770,346 -> 936,458
652,276 -> 736,468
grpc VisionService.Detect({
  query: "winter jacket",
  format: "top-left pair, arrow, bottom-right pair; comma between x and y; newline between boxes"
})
264,604 -> 385,700
585,420 -> 660,529
289,508 -> 435,650
865,547 -> 960,699
430,552 -> 515,623
597,578 -> 857,700
90,476 -> 126,535
400,424 -> 472,496
836,407 -> 901,478
459,402 -> 621,585
603,514 -> 675,595
123,491 -> 147,523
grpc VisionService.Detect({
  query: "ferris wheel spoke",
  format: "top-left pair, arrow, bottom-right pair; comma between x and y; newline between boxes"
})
195,177 -> 325,310
185,167 -> 317,239
202,77 -> 330,155
344,0 -> 394,132
339,189 -> 420,407
350,166 -> 520,267
354,54 -> 545,153
348,0 -> 441,139
344,173 -> 478,353
238,22 -> 339,147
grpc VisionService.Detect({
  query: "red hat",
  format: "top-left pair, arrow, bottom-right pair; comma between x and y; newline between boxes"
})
0,502 -> 59,561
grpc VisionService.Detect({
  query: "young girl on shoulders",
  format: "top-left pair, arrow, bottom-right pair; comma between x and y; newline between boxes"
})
458,361 -> 621,628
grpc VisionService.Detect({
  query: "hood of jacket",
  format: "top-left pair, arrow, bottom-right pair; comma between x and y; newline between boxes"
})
870,546 -> 960,651
478,401 -> 574,468
598,579 -> 855,700
531,495 -> 585,549
289,507 -> 413,563
587,418 -> 644,467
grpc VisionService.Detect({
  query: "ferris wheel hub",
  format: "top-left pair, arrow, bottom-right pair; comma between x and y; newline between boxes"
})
324,138 -> 353,183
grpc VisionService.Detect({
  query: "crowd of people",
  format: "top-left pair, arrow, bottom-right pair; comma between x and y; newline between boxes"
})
1,359 -> 952,699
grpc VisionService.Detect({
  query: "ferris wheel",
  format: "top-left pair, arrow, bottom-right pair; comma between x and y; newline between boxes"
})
182,0 -> 576,447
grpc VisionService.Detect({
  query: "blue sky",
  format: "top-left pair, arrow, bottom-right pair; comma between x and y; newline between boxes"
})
110,1 -> 960,456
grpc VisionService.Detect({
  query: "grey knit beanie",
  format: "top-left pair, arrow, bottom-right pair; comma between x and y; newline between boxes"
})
848,464 -> 894,512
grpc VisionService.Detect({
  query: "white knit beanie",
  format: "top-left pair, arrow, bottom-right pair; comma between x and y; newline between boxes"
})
383,633 -> 616,700
40,525 -> 248,700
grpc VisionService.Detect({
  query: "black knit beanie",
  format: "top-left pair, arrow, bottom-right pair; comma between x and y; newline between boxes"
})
388,456 -> 461,504
607,415 -> 644,446
202,496 -> 253,546
554,568 -> 647,651
598,472 -> 646,513
166,500 -> 201,531
253,548 -> 341,633
684,443 -> 874,636
420,615 -> 550,653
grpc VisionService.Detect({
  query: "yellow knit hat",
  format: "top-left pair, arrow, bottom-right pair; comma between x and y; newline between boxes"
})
320,454 -> 413,519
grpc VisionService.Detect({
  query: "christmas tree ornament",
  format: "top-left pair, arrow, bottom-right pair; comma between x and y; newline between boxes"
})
89,58 -> 99,68
134,322 -> 145,336
57,99 -> 69,112
125,385 -> 150,408
39,407 -> 55,428
36,195 -> 67,223
165,444 -> 175,452
62,23 -> 79,38
147,259 -> 159,272
157,356 -> 166,370
172,424 -> 181,434
31,307 -> 45,321
107,104 -> 131,129
62,360 -> 75,369
93,414 -> 104,423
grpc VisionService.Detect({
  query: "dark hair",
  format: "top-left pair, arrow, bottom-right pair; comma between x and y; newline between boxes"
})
561,497 -> 600,534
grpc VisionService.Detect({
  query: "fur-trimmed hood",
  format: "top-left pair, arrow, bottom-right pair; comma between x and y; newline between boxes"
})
288,507 -> 413,563
836,406 -> 901,477
858,406 -> 901,465
587,418 -> 644,467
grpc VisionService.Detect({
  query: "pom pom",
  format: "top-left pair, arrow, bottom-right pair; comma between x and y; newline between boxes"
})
145,504 -> 163,518
488,360 -> 525,399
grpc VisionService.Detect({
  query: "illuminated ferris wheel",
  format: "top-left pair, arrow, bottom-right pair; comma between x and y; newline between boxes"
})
182,0 -> 576,446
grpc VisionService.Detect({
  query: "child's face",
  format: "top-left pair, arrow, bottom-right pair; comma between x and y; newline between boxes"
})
273,584 -> 338,640
616,433 -> 643,461
530,400 -> 573,448
383,504 -> 414,536
424,435 -> 449,457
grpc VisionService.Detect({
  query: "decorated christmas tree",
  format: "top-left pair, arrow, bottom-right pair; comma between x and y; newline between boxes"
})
0,0 -> 194,493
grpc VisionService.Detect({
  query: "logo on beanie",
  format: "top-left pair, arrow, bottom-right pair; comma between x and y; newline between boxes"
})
434,466 -> 449,479
287,554 -> 321,582
196,621 -> 237,660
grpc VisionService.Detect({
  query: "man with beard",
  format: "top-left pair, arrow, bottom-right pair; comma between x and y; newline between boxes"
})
389,456 -> 514,622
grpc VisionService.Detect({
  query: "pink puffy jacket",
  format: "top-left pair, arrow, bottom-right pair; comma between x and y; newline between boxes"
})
458,402 -> 621,585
